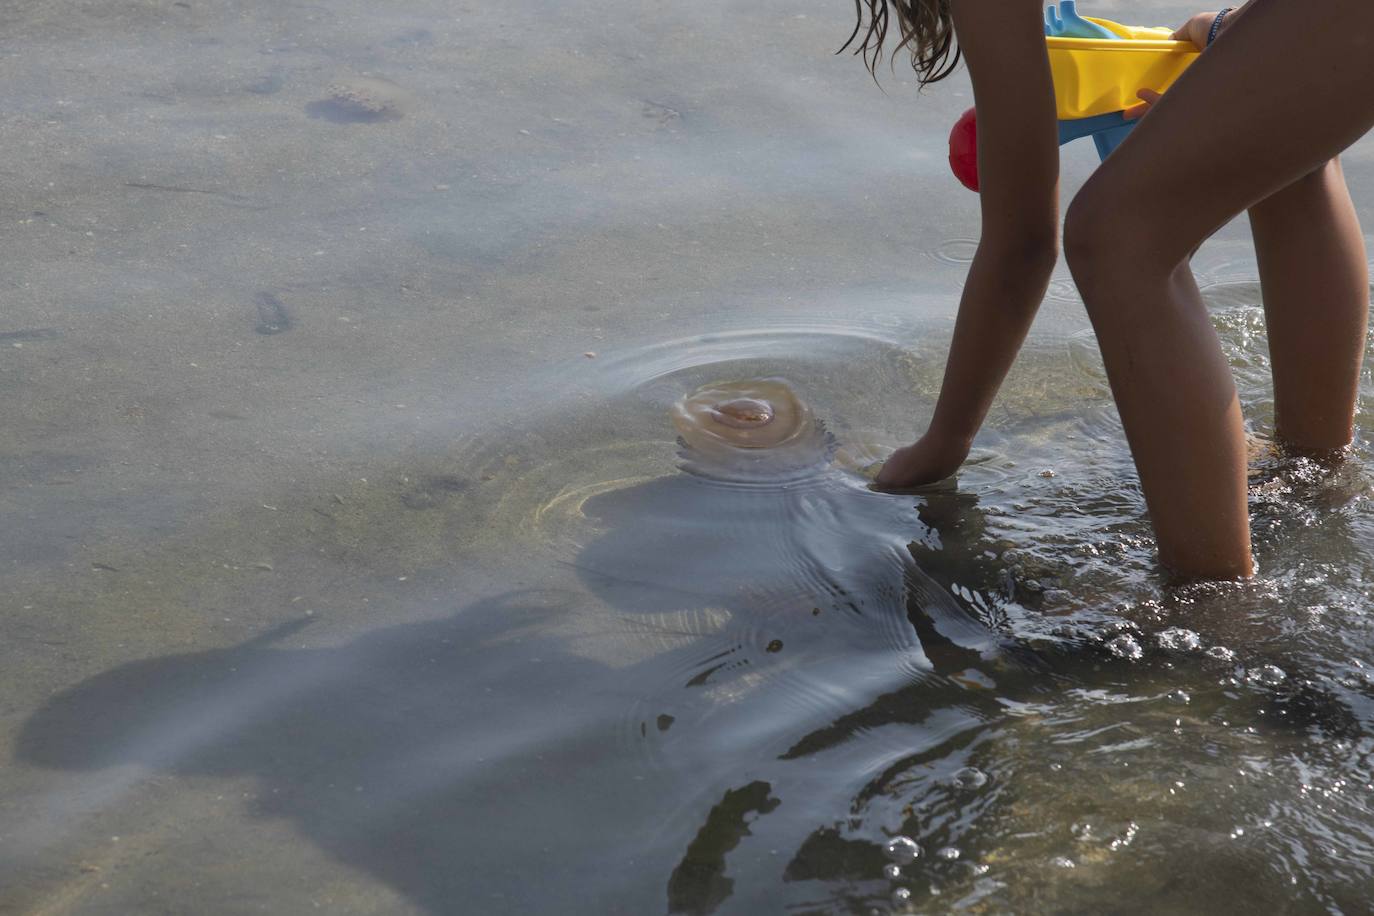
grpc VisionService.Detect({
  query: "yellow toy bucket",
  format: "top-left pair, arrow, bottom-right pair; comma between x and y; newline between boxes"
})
1048,18 -> 1200,119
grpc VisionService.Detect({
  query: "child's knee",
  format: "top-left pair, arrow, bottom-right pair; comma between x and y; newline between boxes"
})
1065,180 -> 1189,291
1063,184 -> 1125,279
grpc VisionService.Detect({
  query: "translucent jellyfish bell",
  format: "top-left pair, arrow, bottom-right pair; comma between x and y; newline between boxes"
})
671,379 -> 834,482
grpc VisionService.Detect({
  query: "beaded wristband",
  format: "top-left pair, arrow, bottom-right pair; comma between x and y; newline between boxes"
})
1207,7 -> 1234,46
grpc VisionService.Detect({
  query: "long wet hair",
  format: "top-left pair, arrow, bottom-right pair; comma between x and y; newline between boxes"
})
841,0 -> 960,86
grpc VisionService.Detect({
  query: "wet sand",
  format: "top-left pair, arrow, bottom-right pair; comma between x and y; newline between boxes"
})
4,1 -> 1374,914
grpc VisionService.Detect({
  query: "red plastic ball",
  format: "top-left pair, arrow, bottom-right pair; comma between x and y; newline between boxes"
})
949,107 -> 979,192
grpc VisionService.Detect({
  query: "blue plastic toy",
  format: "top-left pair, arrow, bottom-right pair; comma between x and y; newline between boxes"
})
1046,2 -> 1135,159
948,5 -> 1199,191
1044,1 -> 1116,40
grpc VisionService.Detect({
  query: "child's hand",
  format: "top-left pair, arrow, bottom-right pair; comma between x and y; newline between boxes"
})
874,433 -> 969,489
1125,7 -> 1237,121
1123,88 -> 1163,121
1172,9 -> 1237,50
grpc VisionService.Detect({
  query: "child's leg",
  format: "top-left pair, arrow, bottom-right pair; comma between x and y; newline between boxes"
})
1248,159 -> 1369,452
1062,0 -> 1374,580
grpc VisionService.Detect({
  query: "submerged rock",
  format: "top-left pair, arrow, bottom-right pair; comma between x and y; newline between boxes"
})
253,292 -> 291,335
307,77 -> 412,123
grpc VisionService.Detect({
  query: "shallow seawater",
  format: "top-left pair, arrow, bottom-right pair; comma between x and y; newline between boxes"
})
5,1 -> 1374,915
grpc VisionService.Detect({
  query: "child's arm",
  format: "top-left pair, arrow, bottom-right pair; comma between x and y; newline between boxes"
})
877,0 -> 1059,487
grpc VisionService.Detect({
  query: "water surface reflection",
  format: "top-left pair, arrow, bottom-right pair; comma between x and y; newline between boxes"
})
6,0 -> 1374,912
17,350 -> 1374,914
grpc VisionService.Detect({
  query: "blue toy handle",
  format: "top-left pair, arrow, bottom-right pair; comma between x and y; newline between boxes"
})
1058,112 -> 1136,160
1044,1 -> 1117,40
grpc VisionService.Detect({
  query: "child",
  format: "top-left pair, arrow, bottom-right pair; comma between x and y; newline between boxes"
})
851,1 -> 1374,580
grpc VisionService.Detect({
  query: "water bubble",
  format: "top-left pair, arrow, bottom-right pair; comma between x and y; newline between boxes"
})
1051,856 -> 1076,869
1206,645 -> 1237,663
885,836 -> 921,865
1109,822 -> 1139,851
1248,664 -> 1287,686
890,887 -> 913,908
1106,634 -> 1143,660
1070,822 -> 1093,841
950,767 -> 988,790
1167,689 -> 1191,705
936,846 -> 961,862
1157,627 -> 1203,652
882,863 -> 902,881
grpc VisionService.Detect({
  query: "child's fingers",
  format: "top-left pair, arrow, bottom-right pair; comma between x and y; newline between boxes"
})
1172,12 -> 1217,49
1123,89 -> 1164,121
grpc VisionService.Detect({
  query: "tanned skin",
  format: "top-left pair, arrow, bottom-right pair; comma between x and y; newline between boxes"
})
876,0 -> 1060,488
879,0 -> 1374,581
